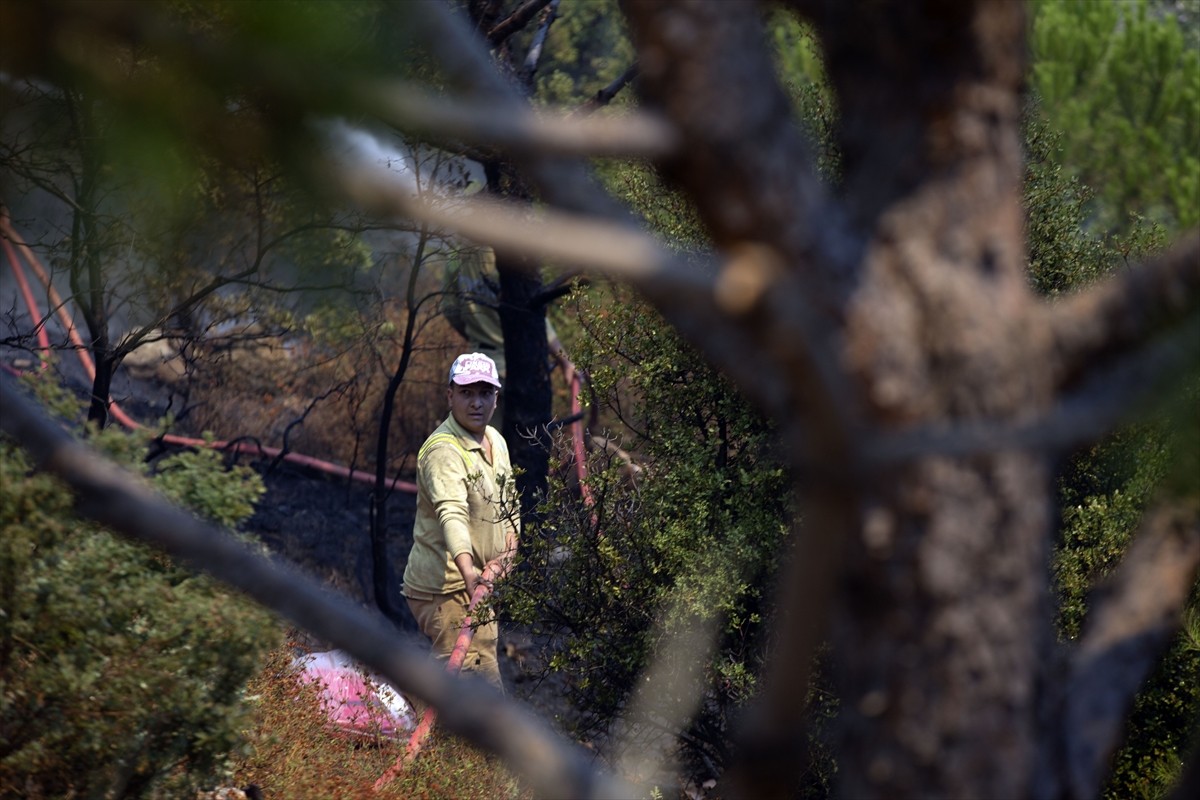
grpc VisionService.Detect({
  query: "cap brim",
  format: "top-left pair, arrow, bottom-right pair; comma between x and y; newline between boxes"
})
451,373 -> 501,388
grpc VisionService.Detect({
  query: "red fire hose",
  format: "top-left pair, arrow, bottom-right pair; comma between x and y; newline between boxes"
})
567,363 -> 593,509
1,234 -> 51,360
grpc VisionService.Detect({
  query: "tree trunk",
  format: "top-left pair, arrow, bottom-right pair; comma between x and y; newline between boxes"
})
831,457 -> 1056,797
86,347 -> 115,428
481,156 -> 555,519
496,248 -> 552,518
826,5 -> 1058,786
622,1 -> 1070,796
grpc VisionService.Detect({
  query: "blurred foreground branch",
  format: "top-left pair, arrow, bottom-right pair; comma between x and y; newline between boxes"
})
357,78 -> 678,159
1063,501 -> 1200,800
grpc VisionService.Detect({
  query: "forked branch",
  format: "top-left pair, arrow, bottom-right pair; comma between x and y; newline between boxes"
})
1047,230 -> 1200,392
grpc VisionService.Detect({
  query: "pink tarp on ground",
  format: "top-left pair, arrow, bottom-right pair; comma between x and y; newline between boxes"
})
293,650 -> 416,739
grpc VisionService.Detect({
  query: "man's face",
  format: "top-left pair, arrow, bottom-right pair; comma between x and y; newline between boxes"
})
447,381 -> 498,436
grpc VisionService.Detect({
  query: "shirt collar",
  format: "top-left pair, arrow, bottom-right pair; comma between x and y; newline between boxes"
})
443,413 -> 488,452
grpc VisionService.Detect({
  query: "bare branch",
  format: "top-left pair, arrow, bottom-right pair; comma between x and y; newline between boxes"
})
0,371 -> 634,800
486,0 -> 553,46
330,157 -> 701,288
1048,230 -> 1200,391
112,264 -> 259,361
614,607 -> 720,789
865,321 -> 1200,468
324,152 -> 817,419
1062,501 -> 1200,800
270,379 -> 353,473
722,493 -> 855,799
579,63 -> 640,114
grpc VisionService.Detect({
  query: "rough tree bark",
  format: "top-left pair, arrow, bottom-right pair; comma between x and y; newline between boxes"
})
495,241 -> 554,517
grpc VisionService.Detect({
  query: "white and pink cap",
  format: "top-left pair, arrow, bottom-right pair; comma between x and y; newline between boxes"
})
449,352 -> 501,388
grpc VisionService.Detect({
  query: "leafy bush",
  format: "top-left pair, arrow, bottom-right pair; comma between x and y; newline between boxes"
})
0,375 -> 278,798
1030,0 -> 1200,233
497,281 -> 793,778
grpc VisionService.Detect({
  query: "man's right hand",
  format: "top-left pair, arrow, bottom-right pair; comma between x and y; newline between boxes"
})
455,552 -> 482,597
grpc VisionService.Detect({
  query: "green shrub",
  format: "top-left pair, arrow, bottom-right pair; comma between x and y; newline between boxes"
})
0,375 -> 278,799
1030,0 -> 1200,233
153,434 -> 266,530
497,281 -> 793,777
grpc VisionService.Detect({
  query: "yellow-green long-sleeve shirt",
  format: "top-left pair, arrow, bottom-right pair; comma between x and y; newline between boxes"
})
401,414 -> 520,597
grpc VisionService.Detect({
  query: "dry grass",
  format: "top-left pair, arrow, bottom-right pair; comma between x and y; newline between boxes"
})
230,645 -> 530,800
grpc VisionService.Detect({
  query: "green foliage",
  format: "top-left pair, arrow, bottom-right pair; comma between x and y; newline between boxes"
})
593,160 -> 709,250
275,215 -> 376,282
1030,0 -> 1200,233
766,7 -> 828,89
303,302 -> 375,348
1023,113 -> 1111,295
766,9 -> 841,181
1054,428 -> 1173,639
498,281 -> 791,772
527,0 -> 635,106
0,378 -> 278,799
154,438 -> 268,530
1023,102 -> 1171,293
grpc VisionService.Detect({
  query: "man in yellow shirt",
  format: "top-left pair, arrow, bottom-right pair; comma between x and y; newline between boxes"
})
401,352 -> 519,689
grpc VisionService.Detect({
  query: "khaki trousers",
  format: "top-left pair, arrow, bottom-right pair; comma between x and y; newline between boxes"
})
405,589 -> 502,692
